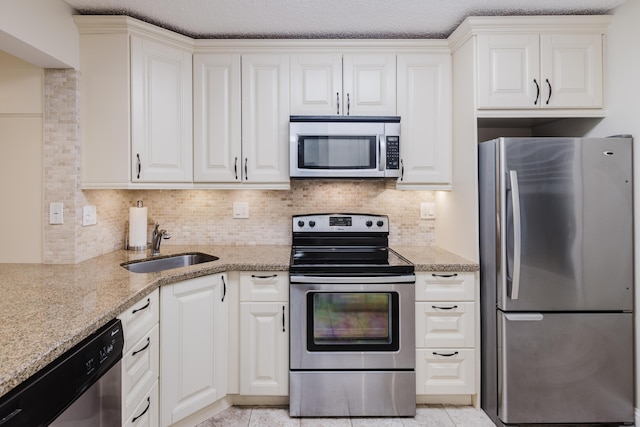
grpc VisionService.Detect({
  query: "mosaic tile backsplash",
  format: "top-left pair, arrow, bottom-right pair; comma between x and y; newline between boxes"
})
81,181 -> 435,261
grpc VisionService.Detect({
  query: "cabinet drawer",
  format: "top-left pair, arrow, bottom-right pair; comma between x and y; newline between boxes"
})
416,348 -> 475,395
416,302 -> 475,348
415,272 -> 474,301
240,272 -> 288,302
123,323 -> 159,420
124,381 -> 158,427
120,290 -> 159,351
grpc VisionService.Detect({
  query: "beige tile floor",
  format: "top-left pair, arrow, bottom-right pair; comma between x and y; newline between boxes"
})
197,405 -> 496,427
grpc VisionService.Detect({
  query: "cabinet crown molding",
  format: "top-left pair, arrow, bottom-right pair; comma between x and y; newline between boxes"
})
448,15 -> 612,52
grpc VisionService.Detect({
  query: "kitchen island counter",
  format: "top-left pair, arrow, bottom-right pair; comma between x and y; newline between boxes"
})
0,244 -> 476,399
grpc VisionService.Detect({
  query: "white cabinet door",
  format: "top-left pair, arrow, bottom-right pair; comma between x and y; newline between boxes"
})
160,274 -> 228,427
477,32 -> 603,109
540,34 -> 603,108
396,52 -> 451,186
290,54 -> 343,115
193,53 -> 242,182
290,53 -> 396,116
240,302 -> 289,396
477,34 -> 540,109
241,54 -> 290,184
131,35 -> 193,182
343,54 -> 396,116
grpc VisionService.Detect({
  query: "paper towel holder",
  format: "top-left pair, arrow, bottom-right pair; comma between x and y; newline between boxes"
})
127,200 -> 148,251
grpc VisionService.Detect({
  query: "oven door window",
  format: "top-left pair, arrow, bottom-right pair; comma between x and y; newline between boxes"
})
307,292 -> 400,352
297,135 -> 377,170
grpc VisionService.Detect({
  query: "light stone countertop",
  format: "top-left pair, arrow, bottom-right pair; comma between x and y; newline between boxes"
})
0,244 -> 477,399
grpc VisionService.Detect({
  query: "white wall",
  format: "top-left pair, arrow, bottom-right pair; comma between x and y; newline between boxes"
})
583,0 -> 640,410
0,0 -> 79,68
0,51 -> 43,262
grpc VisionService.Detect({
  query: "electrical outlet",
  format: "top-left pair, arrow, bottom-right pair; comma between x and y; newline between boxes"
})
420,202 -> 436,219
82,206 -> 97,226
49,203 -> 64,224
233,202 -> 249,219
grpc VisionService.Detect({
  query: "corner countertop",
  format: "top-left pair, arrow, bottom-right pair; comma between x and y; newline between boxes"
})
0,244 -> 477,399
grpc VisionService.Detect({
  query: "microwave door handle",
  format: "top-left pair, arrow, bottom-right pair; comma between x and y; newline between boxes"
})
379,135 -> 385,171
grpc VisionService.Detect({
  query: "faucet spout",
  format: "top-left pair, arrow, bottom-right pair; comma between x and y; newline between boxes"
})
151,223 -> 171,256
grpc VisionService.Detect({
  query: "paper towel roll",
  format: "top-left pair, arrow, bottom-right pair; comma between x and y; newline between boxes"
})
128,206 -> 148,250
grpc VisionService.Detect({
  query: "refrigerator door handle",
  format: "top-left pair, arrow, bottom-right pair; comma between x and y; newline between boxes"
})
504,313 -> 544,321
509,170 -> 522,300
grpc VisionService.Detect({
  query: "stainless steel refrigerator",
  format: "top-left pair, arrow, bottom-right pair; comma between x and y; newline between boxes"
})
478,137 -> 634,425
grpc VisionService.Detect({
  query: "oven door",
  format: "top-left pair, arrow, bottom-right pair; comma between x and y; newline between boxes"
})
290,276 -> 415,370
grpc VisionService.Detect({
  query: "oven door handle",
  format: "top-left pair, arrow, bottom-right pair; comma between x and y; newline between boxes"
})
290,275 -> 415,284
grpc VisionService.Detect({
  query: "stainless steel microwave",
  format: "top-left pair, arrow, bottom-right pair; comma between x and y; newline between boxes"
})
289,116 -> 401,178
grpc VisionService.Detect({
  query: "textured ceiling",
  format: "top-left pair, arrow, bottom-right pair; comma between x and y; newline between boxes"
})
63,0 -> 626,39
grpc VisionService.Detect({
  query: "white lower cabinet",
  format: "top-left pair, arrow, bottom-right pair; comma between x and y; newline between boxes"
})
160,274 -> 228,427
415,272 -> 476,396
119,290 -> 160,426
239,272 -> 289,396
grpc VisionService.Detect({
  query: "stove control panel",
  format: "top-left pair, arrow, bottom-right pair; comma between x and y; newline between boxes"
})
293,214 -> 389,232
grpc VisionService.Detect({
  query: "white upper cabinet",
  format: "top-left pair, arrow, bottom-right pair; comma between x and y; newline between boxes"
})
75,16 -> 194,189
193,53 -> 242,183
131,36 -> 193,182
396,51 -> 452,188
290,53 -> 396,116
193,52 -> 290,187
241,54 -> 291,184
477,31 -> 604,110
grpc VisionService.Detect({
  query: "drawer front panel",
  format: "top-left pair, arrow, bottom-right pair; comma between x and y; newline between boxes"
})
415,272 -> 474,301
240,272 -> 288,302
120,290 -> 159,351
416,348 -> 475,395
416,302 -> 475,348
123,324 -> 159,420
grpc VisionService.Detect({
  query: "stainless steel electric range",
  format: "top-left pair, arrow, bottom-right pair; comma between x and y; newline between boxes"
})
289,213 -> 416,417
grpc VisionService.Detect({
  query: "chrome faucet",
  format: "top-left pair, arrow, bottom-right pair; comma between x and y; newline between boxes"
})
151,223 -> 171,256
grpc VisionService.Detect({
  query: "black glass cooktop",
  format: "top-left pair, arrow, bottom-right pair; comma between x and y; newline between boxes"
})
290,246 -> 414,275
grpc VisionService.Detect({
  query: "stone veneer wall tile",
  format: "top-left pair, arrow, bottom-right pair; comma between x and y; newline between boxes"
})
43,69 -> 80,264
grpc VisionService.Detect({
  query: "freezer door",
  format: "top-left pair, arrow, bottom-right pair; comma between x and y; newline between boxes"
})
498,311 -> 634,424
500,137 -> 633,311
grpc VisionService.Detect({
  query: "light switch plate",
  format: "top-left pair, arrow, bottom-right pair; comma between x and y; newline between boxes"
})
49,202 -> 64,224
233,202 -> 249,219
82,206 -> 97,226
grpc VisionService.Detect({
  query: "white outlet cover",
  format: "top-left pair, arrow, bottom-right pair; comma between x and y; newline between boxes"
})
420,202 -> 436,219
233,202 -> 249,219
82,205 -> 97,226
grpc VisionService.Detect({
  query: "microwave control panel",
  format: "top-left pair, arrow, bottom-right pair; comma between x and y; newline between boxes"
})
386,136 -> 400,170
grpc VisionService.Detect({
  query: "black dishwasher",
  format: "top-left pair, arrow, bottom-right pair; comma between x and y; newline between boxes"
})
0,318 -> 123,426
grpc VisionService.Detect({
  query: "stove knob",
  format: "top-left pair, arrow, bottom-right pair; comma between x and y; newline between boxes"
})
377,220 -> 384,227
297,220 -> 305,227
366,220 -> 373,227
309,221 -> 316,227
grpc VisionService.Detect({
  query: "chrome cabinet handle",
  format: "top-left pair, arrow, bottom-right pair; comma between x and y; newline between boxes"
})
221,276 -> 226,302
432,305 -> 458,310
131,337 -> 150,357
533,79 -> 540,105
431,273 -> 458,278
282,305 -> 286,332
131,397 -> 150,423
336,92 -> 340,115
136,153 -> 141,179
433,351 -> 459,357
234,157 -> 238,180
244,158 -> 248,181
509,170 -> 522,300
131,298 -> 150,314
545,79 -> 552,105
346,93 -> 350,115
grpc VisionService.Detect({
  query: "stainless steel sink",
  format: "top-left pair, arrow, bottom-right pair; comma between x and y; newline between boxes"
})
121,252 -> 219,273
